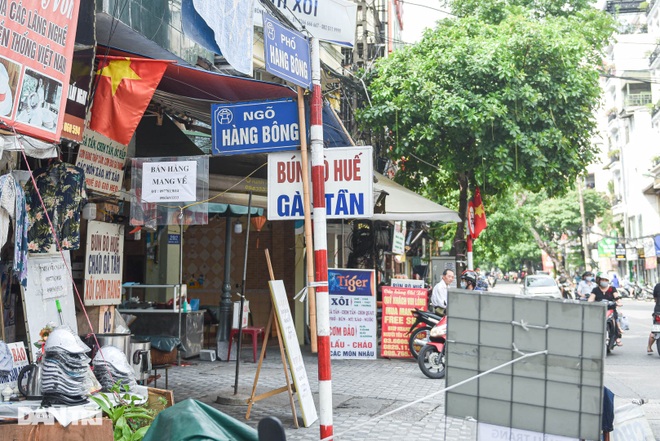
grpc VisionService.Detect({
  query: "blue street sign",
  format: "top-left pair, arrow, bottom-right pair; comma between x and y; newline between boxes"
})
211,99 -> 300,155
263,13 -> 312,90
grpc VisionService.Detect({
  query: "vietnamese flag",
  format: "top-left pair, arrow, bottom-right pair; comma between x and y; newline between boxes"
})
89,57 -> 173,145
467,187 -> 487,239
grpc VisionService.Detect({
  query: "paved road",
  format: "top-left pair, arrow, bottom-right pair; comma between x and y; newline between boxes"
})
159,281 -> 659,440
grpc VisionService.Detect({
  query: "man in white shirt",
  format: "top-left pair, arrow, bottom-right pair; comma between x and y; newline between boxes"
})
431,269 -> 455,316
576,271 -> 595,300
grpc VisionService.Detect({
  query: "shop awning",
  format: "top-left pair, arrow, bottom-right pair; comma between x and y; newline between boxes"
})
207,203 -> 264,216
372,172 -> 461,223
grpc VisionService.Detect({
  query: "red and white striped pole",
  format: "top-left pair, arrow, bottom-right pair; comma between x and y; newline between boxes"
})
310,37 -> 333,440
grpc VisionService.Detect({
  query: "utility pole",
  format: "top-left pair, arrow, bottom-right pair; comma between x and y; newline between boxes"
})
577,177 -> 590,270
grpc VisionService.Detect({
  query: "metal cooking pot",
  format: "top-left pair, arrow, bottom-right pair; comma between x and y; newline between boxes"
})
17,362 -> 43,399
88,333 -> 132,361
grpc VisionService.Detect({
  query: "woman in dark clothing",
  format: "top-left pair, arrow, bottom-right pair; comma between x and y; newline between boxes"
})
647,282 -> 660,354
588,272 -> 622,345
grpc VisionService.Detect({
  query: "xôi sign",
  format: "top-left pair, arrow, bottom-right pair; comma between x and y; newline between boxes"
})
267,146 -> 374,220
84,221 -> 124,306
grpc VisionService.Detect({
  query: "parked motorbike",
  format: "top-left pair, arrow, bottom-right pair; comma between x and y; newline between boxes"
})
605,301 -> 619,355
651,312 -> 660,356
407,308 -> 442,359
418,315 -> 448,379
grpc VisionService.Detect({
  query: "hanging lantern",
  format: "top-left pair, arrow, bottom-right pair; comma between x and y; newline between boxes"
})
251,216 -> 267,248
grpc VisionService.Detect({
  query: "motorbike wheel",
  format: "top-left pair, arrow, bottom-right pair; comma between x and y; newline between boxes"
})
606,322 -> 617,354
408,326 -> 431,359
418,344 -> 446,379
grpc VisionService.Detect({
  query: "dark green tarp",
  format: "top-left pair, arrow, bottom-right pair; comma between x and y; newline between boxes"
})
143,399 -> 258,441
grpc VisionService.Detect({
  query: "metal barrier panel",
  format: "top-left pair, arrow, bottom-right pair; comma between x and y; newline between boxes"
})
445,289 -> 605,440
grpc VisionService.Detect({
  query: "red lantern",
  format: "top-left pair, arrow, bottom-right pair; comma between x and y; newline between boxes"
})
251,216 -> 267,248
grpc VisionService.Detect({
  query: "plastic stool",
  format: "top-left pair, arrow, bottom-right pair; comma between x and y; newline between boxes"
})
227,327 -> 265,362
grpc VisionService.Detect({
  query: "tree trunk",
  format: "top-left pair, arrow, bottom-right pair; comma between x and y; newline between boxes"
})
528,225 -> 566,274
451,172 -> 470,275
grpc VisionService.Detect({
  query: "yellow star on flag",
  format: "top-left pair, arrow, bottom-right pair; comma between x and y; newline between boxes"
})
474,204 -> 485,217
97,59 -> 141,96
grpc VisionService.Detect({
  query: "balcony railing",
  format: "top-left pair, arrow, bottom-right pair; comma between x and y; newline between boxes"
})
650,45 -> 660,66
624,92 -> 653,107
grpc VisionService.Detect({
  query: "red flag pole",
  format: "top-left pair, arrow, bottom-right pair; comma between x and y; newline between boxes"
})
310,38 -> 333,440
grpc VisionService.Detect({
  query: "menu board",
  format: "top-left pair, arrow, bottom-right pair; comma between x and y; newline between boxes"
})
268,280 -> 318,427
380,286 -> 428,358
328,269 -> 376,360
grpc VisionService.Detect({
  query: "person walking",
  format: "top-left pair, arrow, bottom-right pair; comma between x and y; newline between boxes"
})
647,282 -> 660,354
430,269 -> 454,316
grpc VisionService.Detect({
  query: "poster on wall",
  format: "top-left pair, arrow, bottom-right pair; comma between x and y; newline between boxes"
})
0,342 -> 29,390
75,129 -> 128,195
84,221 -> 124,306
0,0 -> 81,142
328,269 -> 376,360
22,252 -> 77,362
380,286 -> 428,358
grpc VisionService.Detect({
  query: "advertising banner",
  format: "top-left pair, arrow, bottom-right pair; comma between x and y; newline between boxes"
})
615,243 -> 626,261
255,0 -> 357,47
328,269 -> 376,360
61,0 -> 94,142
0,0 -> 81,142
212,99 -> 299,155
267,146 -> 374,220
643,237 -> 656,258
597,238 -> 616,258
263,13 -> 311,89
0,342 -> 28,390
75,130 -> 128,195
381,286 -> 428,358
392,221 -> 406,254
84,221 -> 124,306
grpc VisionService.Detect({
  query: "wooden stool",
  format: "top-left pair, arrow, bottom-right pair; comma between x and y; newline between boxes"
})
152,364 -> 172,389
227,327 -> 265,362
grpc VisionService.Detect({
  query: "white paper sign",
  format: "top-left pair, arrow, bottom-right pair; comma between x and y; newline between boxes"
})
392,221 -> 406,254
391,278 -> 424,288
141,160 -> 197,203
76,129 -> 127,195
0,342 -> 29,390
268,280 -> 318,427
84,221 -> 124,306
39,261 -> 68,299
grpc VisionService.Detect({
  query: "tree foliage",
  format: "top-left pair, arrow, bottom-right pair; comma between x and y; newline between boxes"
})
358,0 -> 614,262
476,187 -> 611,273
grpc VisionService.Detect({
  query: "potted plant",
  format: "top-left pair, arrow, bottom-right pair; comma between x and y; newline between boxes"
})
90,382 -> 165,441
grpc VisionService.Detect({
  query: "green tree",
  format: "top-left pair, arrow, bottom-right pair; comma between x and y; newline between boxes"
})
358,2 -> 614,265
476,187 -> 611,274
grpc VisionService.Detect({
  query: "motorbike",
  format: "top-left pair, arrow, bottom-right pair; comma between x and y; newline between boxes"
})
651,312 -> 660,356
417,315 -> 448,379
407,308 -> 442,359
605,300 -> 619,355
487,274 -> 497,288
